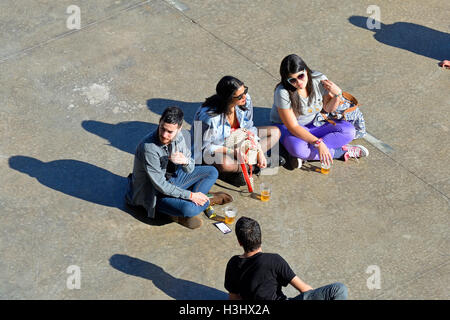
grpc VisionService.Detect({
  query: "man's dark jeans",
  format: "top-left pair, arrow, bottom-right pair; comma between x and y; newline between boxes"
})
156,165 -> 218,217
291,282 -> 348,300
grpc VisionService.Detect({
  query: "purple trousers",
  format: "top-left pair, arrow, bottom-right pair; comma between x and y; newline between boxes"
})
276,120 -> 355,160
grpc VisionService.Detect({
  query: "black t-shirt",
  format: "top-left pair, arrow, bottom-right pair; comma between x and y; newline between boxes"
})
163,144 -> 177,180
224,252 -> 296,300
165,160 -> 177,180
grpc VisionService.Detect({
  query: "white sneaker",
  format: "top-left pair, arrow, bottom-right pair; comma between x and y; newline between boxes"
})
343,145 -> 369,161
289,155 -> 303,169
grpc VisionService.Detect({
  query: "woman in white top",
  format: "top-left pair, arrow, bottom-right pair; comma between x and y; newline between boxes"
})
270,54 -> 369,168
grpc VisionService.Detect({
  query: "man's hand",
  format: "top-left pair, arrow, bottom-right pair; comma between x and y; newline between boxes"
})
228,293 -> 242,300
190,192 -> 209,206
169,152 -> 188,165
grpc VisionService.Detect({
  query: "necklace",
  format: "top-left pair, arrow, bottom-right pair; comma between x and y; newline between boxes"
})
227,107 -> 236,124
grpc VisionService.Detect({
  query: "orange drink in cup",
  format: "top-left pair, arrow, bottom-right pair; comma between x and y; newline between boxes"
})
321,161 -> 331,175
260,183 -> 271,202
224,205 -> 237,225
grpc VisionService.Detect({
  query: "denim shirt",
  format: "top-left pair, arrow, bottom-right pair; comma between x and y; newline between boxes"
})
125,129 -> 194,218
190,94 -> 259,164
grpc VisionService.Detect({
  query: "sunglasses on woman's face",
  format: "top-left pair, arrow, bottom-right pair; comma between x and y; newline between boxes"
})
233,86 -> 248,100
287,70 -> 306,85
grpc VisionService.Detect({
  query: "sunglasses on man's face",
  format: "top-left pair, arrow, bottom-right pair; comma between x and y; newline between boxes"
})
233,86 -> 248,100
287,71 -> 306,85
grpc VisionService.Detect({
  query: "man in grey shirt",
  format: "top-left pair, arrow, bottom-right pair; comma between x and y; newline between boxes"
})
125,106 -> 232,229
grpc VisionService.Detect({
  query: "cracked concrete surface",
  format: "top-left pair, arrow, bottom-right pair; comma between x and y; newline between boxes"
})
0,0 -> 449,299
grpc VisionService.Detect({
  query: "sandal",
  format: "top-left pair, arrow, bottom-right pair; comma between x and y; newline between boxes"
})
439,60 -> 450,69
209,192 -> 234,206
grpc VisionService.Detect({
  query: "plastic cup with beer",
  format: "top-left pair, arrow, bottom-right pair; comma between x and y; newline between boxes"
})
224,205 -> 237,225
320,160 -> 331,175
260,183 -> 271,202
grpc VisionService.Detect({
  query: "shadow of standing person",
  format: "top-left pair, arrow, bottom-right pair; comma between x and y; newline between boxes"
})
349,16 -> 450,62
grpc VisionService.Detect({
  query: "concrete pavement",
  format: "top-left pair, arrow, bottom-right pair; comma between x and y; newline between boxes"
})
0,0 -> 449,299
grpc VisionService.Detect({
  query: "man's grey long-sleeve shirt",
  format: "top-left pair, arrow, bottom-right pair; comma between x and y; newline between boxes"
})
125,129 -> 194,218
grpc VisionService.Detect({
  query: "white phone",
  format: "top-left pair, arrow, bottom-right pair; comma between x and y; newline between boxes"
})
214,222 -> 232,234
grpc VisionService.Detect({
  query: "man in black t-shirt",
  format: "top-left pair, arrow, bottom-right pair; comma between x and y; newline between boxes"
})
224,217 -> 348,300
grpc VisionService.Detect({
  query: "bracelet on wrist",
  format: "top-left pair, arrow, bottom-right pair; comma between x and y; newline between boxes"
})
334,91 -> 342,98
313,138 -> 323,148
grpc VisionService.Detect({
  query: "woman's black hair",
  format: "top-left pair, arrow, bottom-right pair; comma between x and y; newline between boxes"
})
276,54 -> 315,117
203,76 -> 247,116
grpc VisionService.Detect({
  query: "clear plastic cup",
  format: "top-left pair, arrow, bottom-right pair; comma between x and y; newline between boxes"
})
224,205 -> 237,225
260,183 -> 271,202
321,161 -> 331,175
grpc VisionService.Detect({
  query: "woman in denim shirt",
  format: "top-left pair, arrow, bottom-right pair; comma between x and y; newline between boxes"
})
191,76 -> 281,185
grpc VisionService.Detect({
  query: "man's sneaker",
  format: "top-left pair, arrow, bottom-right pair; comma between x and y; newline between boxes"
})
209,192 -> 233,205
170,215 -> 203,229
342,145 -> 369,161
288,154 -> 302,169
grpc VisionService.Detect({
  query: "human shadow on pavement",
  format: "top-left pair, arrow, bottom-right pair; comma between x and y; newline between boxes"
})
82,119 -> 193,159
81,99 -> 272,157
146,98 -> 201,127
349,16 -> 450,62
109,254 -> 228,300
82,120 -> 157,155
146,98 -> 273,128
8,155 -> 170,226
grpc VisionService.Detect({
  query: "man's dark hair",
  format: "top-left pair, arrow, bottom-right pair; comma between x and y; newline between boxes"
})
160,106 -> 184,127
235,217 -> 262,253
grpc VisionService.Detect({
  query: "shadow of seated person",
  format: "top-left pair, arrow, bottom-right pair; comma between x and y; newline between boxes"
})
146,98 -> 201,127
82,120 -> 157,155
109,254 -> 228,300
8,155 -> 170,226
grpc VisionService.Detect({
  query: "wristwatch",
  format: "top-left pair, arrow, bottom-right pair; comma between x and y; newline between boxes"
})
313,138 -> 323,148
